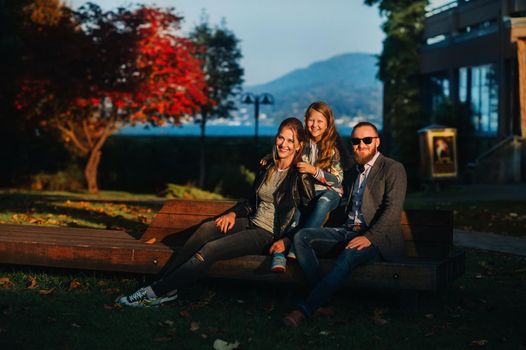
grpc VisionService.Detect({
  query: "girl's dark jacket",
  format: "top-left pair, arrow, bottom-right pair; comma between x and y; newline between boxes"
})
227,162 -> 315,240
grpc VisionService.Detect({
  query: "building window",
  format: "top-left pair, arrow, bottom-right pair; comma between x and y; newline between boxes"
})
471,64 -> 498,135
430,72 -> 450,114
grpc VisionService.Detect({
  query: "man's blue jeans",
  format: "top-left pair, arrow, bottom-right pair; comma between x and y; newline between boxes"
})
303,190 -> 341,228
294,227 -> 379,317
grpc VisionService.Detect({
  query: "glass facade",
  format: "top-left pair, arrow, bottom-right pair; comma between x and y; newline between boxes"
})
430,73 -> 450,114
464,64 -> 498,135
431,64 -> 498,135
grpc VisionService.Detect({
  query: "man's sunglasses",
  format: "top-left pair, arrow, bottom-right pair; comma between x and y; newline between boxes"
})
351,136 -> 379,146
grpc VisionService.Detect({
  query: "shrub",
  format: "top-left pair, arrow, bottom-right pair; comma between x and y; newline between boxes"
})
162,183 -> 224,200
29,165 -> 84,192
209,164 -> 255,199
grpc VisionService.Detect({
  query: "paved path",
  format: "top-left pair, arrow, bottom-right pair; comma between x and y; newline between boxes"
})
454,229 -> 526,256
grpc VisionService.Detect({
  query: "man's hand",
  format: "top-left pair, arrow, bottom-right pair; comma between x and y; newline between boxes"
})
346,236 -> 371,250
269,239 -> 289,254
214,212 -> 236,233
297,162 -> 317,175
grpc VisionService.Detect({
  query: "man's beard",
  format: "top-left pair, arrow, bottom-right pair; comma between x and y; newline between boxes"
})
353,146 -> 377,165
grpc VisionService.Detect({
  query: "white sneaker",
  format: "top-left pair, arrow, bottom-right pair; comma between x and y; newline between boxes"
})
116,287 -> 178,308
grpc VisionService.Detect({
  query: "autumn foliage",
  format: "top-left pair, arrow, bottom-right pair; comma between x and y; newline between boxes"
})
16,3 -> 211,192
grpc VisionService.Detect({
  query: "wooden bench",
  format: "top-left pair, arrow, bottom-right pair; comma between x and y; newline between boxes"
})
0,199 -> 465,308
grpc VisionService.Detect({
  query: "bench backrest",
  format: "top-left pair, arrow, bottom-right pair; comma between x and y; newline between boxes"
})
142,199 -> 453,259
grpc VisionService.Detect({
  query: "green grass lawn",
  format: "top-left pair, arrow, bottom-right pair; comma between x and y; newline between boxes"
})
0,188 -> 525,349
0,250 -> 524,349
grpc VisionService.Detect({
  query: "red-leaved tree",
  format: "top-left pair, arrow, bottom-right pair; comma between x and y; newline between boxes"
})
17,3 -> 210,192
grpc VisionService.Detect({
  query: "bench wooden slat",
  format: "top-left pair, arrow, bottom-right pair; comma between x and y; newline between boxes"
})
401,225 -> 453,244
0,224 -> 133,239
0,241 -> 171,274
158,200 -> 234,215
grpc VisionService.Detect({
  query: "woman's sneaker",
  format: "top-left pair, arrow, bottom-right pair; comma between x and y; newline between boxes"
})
116,287 -> 178,308
271,252 -> 287,273
287,246 -> 297,260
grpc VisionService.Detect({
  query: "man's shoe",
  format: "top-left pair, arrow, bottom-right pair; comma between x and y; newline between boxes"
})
282,310 -> 305,327
271,253 -> 287,273
116,287 -> 178,308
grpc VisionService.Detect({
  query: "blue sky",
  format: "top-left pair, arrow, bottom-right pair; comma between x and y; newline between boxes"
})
67,0 -> 384,86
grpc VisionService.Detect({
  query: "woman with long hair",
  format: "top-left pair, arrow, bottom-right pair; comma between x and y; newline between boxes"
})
270,101 -> 345,272
117,117 -> 314,307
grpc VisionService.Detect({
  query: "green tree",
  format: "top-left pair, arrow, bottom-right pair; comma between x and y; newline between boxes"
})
364,0 -> 427,173
190,15 -> 244,188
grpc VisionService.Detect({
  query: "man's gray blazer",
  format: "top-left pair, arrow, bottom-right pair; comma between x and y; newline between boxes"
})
346,153 -> 407,261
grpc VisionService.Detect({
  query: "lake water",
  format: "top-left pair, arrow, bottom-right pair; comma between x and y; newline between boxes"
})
119,123 -> 357,136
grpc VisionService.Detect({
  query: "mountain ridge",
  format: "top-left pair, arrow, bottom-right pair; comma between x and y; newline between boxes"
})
243,52 -> 383,126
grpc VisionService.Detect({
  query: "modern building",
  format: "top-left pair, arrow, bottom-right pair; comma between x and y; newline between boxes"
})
421,0 -> 526,183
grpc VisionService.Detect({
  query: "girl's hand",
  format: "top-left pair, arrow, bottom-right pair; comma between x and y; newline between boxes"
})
215,212 -> 236,233
297,162 -> 317,175
269,239 -> 289,254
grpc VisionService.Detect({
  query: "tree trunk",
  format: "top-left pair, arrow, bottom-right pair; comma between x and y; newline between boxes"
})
84,147 -> 102,193
198,112 -> 208,188
82,123 -> 113,193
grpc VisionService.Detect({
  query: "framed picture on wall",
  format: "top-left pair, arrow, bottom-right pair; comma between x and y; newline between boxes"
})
429,130 -> 457,177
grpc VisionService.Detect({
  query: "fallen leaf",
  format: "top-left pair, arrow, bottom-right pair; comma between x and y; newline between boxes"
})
144,238 -> 157,244
39,288 -> 55,296
263,303 -> 275,314
26,276 -> 38,289
0,277 -> 14,289
371,308 -> 389,326
159,320 -> 175,327
69,280 -> 81,290
319,331 -> 329,336
179,310 -> 191,318
201,333 -> 208,339
425,313 -> 434,319
71,323 -> 81,328
153,337 -> 171,342
190,321 -> 200,332
471,339 -> 488,346
103,304 -> 115,310
213,339 -> 240,350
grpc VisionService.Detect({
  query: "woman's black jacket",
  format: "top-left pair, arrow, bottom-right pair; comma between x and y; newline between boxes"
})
227,162 -> 315,240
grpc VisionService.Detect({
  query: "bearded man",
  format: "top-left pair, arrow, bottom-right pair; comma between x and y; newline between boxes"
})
283,121 -> 407,327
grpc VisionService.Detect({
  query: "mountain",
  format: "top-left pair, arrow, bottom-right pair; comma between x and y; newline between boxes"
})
245,53 -> 383,127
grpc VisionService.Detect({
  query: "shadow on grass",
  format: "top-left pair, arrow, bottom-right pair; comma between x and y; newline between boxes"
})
0,191 -> 163,238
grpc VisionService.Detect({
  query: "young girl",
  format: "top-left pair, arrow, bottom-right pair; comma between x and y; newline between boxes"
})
270,101 -> 345,272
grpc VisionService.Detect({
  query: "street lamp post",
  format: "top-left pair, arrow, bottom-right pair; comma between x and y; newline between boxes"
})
241,92 -> 274,144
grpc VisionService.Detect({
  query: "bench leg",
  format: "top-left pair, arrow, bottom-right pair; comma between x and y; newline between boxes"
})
399,290 -> 420,313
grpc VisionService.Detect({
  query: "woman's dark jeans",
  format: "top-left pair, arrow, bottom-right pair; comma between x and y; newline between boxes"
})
294,227 -> 379,317
151,218 -> 273,296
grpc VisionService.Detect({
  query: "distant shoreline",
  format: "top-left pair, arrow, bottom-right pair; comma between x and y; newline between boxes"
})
118,123 -> 369,137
